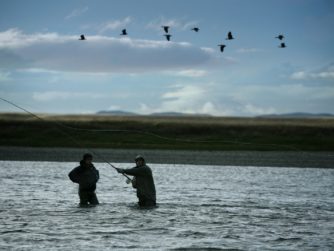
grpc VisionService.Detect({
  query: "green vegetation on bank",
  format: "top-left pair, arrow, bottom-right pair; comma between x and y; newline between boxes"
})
1,113 -> 333,151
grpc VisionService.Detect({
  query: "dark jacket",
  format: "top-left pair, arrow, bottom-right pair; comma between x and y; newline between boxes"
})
68,161 -> 99,192
123,164 -> 156,203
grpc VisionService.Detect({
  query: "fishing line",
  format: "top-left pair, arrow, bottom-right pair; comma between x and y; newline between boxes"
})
0,97 -> 131,181
0,97 -> 303,152
58,125 -> 301,150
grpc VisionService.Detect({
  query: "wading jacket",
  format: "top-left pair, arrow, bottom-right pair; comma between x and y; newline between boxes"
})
69,161 -> 99,192
123,164 -> 156,203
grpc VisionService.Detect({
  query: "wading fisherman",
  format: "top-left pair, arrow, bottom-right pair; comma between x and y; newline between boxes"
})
68,153 -> 100,205
116,155 -> 156,207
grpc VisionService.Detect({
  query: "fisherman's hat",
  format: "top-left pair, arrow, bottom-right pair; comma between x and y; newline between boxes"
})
135,155 -> 145,161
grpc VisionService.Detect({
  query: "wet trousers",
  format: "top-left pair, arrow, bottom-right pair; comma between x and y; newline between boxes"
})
79,190 -> 99,205
138,199 -> 156,207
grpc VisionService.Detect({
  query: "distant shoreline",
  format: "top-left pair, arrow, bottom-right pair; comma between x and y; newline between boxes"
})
1,113 -> 334,151
0,146 -> 333,168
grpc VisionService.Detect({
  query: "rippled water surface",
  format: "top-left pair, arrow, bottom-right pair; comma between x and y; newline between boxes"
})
0,161 -> 333,250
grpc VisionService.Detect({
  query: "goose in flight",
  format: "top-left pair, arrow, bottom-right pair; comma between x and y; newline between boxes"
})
164,34 -> 172,41
275,34 -> 284,40
226,31 -> 234,40
279,42 -> 286,48
162,26 -> 170,33
218,44 -> 226,52
79,34 -> 86,40
120,29 -> 127,35
191,27 -> 200,32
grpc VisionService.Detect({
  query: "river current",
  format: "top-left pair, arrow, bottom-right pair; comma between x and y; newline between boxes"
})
0,161 -> 333,250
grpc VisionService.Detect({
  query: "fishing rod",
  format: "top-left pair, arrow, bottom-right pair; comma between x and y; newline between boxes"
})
0,97 -> 132,181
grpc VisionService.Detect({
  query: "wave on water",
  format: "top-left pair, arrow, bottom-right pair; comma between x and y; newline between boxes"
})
0,161 -> 333,250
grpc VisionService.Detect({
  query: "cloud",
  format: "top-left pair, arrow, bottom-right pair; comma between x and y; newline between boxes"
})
162,85 -> 204,99
140,81 -> 334,116
290,63 -> 334,80
146,17 -> 198,31
175,69 -> 207,77
32,91 -> 106,101
290,71 -> 307,80
65,6 -> 88,20
138,83 -> 283,116
139,85 -> 208,114
108,105 -> 121,111
139,84 -> 226,116
97,17 -> 132,34
0,29 -> 216,73
243,103 -> 276,115
0,28 -> 59,48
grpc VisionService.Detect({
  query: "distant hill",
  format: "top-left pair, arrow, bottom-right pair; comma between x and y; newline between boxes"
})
97,111 -> 333,118
257,112 -> 334,118
150,112 -> 212,117
96,110 -> 138,116
96,110 -> 212,117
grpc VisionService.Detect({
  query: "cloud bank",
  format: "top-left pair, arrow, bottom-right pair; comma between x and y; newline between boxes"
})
290,63 -> 334,81
0,29 -> 215,73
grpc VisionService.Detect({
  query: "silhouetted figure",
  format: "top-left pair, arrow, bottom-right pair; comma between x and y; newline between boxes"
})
275,34 -> 284,40
69,153 -> 100,206
218,44 -> 226,52
226,31 -> 234,40
79,34 -> 86,40
120,29 -> 127,35
191,27 -> 200,32
279,42 -> 286,48
164,34 -> 172,41
162,26 -> 170,33
116,155 -> 156,207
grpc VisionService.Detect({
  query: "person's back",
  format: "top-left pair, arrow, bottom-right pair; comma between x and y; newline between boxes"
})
69,153 -> 99,205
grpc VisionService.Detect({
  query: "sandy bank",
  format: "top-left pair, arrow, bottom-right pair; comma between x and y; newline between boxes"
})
0,146 -> 333,168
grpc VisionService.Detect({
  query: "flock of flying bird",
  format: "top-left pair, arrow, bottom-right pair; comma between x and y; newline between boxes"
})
79,26 -> 287,53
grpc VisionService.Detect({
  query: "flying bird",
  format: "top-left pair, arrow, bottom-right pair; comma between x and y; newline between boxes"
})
226,31 -> 234,40
279,42 -> 286,48
191,27 -> 200,32
164,34 -> 172,41
79,34 -> 86,40
275,34 -> 285,40
162,26 -> 170,33
120,29 -> 127,35
218,44 -> 226,52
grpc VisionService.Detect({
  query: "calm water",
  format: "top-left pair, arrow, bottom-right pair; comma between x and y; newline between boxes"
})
0,161 -> 333,251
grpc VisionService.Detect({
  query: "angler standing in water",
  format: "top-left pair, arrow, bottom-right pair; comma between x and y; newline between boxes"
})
116,155 -> 156,207
69,153 -> 100,206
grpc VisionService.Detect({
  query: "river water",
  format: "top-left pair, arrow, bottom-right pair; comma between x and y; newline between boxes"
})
0,161 -> 333,250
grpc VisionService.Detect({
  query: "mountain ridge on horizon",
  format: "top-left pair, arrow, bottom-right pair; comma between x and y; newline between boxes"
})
96,110 -> 334,118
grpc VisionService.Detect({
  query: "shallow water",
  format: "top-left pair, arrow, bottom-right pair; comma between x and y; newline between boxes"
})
0,161 -> 333,250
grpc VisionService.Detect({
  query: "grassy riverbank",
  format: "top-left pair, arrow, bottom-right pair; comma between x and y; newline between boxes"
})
1,113 -> 333,151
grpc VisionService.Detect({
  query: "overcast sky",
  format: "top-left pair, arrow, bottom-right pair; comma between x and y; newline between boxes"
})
0,0 -> 333,116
